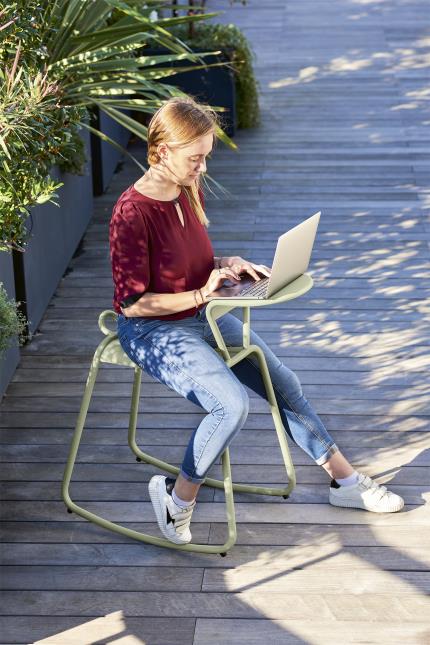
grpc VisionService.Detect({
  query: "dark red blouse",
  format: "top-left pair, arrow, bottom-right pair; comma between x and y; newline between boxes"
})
109,184 -> 215,320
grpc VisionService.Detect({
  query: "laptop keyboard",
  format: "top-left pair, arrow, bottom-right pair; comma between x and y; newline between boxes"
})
239,277 -> 269,298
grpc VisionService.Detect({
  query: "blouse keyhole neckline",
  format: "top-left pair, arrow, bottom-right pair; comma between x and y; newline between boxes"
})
174,201 -> 185,229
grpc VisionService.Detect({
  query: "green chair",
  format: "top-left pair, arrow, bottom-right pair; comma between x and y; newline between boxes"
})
62,273 -> 313,554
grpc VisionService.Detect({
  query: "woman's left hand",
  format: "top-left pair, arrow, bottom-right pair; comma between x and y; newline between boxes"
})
226,256 -> 272,282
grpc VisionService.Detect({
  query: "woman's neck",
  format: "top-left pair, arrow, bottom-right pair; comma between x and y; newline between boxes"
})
135,167 -> 181,201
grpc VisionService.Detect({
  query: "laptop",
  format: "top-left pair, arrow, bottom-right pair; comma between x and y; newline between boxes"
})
207,211 -> 321,300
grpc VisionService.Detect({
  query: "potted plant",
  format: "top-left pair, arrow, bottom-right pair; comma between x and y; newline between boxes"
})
170,21 -> 260,131
1,1 -> 238,335
156,0 -> 260,135
0,269 -> 27,400
0,0 -> 236,252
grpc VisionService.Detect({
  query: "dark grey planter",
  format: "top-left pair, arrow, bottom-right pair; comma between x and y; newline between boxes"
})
13,130 -> 93,336
139,48 -> 237,137
91,107 -> 131,196
168,50 -> 237,137
0,250 -> 20,400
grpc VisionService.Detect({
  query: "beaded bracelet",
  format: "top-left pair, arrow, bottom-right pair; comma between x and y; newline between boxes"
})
193,288 -> 206,310
193,289 -> 200,310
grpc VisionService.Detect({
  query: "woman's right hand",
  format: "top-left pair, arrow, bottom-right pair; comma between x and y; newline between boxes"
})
201,267 -> 242,300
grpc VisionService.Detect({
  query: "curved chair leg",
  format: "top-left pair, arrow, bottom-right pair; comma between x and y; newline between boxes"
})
129,343 -> 296,499
62,339 -> 237,554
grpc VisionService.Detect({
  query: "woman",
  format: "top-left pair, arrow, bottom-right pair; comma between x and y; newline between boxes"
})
110,96 -> 404,546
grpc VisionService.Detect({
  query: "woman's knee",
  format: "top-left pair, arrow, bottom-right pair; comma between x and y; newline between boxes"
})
214,382 -> 249,429
275,363 -> 304,403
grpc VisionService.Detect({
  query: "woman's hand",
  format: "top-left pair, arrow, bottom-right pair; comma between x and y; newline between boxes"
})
201,257 -> 272,301
226,256 -> 272,282
201,266 -> 242,300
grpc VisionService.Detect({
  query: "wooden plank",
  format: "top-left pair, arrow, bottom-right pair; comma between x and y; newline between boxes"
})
1,546 -> 430,582
2,522 -> 429,549
1,500 -> 428,524
2,566 -> 203,591
0,521 -> 210,544
208,522 -> 430,548
201,568 -> 430,594
1,591 -> 429,622
0,616 -> 196,645
193,619 -> 430,645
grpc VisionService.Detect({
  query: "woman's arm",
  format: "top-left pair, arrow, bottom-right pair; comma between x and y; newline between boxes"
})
122,263 -> 245,318
121,289 -> 205,318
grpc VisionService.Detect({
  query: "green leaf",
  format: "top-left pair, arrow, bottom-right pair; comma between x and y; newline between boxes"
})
152,12 -> 222,28
48,40 -> 150,72
0,134 -> 11,160
80,120 -> 146,172
94,102 -> 149,141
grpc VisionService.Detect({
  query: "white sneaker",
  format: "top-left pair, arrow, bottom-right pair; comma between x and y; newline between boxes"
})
148,475 -> 196,544
329,472 -> 404,513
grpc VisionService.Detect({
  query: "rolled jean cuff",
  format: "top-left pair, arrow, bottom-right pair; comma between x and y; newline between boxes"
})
179,467 -> 206,485
315,443 -> 340,466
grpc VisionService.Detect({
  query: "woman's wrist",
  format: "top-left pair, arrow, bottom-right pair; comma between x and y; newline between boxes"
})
194,287 -> 208,307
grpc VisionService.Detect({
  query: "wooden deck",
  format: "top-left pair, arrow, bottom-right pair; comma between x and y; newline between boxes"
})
1,0 -> 429,643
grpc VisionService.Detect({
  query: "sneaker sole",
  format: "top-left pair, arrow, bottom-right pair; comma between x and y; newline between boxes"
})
148,476 -> 191,545
329,494 -> 404,513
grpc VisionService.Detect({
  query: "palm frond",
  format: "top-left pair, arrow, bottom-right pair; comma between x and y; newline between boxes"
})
81,120 -> 146,172
94,102 -> 149,140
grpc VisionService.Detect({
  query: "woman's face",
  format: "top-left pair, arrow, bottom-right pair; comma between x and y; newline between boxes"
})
158,131 -> 214,186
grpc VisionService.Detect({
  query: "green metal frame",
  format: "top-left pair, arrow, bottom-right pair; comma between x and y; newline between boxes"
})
62,273 -> 313,554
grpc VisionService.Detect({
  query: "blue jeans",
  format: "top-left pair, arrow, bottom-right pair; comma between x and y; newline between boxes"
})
117,306 -> 339,484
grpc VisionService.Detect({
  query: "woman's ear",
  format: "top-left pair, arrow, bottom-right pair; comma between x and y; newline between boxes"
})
157,143 -> 168,160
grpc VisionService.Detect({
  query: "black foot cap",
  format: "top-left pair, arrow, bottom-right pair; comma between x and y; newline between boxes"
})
67,509 -> 73,514
136,457 -> 142,462
220,552 -> 227,557
283,495 -> 289,499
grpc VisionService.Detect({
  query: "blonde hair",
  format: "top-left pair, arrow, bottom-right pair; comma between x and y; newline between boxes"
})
146,96 -> 220,227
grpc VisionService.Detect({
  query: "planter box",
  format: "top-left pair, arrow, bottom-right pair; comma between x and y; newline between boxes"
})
170,50 -> 237,137
0,251 -> 20,400
13,130 -> 93,336
142,48 -> 237,137
91,107 -> 131,196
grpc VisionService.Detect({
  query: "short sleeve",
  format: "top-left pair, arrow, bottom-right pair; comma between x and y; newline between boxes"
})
109,201 -> 150,306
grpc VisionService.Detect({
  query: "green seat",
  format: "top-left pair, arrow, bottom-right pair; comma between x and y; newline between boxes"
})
62,273 -> 313,554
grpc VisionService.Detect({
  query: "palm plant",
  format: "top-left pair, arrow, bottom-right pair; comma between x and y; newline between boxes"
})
0,0 -> 237,250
